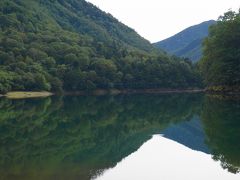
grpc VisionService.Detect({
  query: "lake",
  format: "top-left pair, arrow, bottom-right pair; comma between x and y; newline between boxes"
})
0,94 -> 239,180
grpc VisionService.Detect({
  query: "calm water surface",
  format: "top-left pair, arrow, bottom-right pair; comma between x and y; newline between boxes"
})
0,94 -> 239,180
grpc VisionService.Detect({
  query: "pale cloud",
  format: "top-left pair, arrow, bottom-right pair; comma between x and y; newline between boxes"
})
86,0 -> 239,42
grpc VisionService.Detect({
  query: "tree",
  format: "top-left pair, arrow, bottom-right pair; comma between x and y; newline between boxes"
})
200,10 -> 240,89
0,70 -> 14,93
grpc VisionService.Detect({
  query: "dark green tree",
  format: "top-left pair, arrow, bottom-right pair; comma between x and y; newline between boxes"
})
200,10 -> 240,91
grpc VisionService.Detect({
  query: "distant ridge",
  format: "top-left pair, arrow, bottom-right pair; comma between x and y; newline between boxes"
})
153,20 -> 216,62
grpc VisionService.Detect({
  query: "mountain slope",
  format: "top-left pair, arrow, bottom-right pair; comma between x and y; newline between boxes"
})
199,10 -> 240,92
0,0 -> 154,52
153,20 -> 216,62
0,0 -> 201,93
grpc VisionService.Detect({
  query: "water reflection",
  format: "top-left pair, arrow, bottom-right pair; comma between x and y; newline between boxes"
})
94,135 -> 239,180
0,94 -> 239,179
163,116 -> 210,154
201,96 -> 240,173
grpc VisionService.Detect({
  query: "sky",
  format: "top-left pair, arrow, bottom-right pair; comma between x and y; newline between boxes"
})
86,0 -> 239,43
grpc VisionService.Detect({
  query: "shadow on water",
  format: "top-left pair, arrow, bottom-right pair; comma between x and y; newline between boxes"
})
0,93 -> 239,179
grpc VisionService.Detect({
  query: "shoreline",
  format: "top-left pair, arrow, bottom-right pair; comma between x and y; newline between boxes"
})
206,86 -> 240,94
63,88 -> 205,96
0,89 -> 205,99
1,88 -> 240,99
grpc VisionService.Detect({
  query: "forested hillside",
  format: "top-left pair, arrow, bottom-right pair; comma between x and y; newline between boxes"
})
200,10 -> 240,92
154,20 -> 215,62
0,0 -> 201,93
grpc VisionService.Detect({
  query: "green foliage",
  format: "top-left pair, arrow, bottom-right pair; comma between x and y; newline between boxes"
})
0,0 -> 201,93
200,10 -> 240,88
0,70 -> 15,93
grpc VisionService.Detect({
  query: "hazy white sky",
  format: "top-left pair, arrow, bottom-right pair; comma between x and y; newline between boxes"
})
86,0 -> 239,42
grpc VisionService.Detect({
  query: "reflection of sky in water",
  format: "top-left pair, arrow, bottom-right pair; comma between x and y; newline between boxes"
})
94,135 -> 240,180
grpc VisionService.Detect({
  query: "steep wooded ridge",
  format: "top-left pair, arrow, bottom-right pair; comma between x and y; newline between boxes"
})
154,20 -> 216,62
0,0 -> 201,93
199,10 -> 240,93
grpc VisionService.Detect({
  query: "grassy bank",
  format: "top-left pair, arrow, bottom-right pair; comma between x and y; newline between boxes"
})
4,91 -> 53,99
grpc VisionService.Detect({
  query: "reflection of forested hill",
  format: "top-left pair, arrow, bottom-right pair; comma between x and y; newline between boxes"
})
0,94 -> 239,179
0,94 -> 201,180
163,116 -> 209,154
201,97 -> 240,174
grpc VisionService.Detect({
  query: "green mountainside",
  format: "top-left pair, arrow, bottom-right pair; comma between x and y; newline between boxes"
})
0,0 -> 201,93
199,10 -> 240,92
154,20 -> 216,62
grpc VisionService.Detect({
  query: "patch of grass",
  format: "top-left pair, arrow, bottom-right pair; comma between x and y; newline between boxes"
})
5,91 -> 53,99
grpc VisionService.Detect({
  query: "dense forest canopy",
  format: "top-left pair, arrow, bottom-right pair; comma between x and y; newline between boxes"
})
0,0 -> 201,93
200,10 -> 240,91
